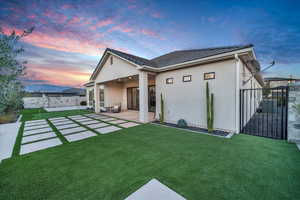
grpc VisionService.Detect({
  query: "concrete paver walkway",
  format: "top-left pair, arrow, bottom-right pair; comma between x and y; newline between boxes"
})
125,179 -> 186,200
0,122 -> 21,162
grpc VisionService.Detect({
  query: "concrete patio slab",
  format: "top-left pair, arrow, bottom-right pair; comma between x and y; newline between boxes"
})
24,124 -> 50,131
91,115 -> 108,119
95,126 -> 121,134
109,120 -> 127,124
20,138 -> 62,155
69,116 -> 86,120
55,123 -> 79,130
69,115 -> 83,118
79,120 -> 99,125
22,132 -> 57,144
124,179 -> 186,200
87,123 -> 108,129
49,118 -> 69,123
0,122 -> 21,162
23,127 -> 53,136
101,118 -> 116,122
74,118 -> 91,122
51,120 -> 73,126
49,117 -> 66,120
65,131 -> 97,142
60,127 -> 86,135
24,121 -> 48,127
26,119 -> 47,124
119,122 -> 140,128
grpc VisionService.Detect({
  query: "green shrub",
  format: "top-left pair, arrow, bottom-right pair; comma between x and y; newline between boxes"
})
177,119 -> 187,128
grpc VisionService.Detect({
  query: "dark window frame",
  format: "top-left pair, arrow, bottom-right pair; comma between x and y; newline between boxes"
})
204,72 -> 215,80
166,78 -> 174,84
183,75 -> 192,82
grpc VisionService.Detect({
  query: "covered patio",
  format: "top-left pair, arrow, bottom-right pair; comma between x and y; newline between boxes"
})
104,110 -> 155,122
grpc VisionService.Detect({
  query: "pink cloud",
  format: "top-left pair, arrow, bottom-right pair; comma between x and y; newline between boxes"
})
26,64 -> 90,87
151,12 -> 162,18
108,24 -> 133,33
69,16 -> 81,24
2,26 -> 109,56
61,4 -> 74,9
90,18 -> 113,30
28,14 -> 36,19
140,29 -> 164,40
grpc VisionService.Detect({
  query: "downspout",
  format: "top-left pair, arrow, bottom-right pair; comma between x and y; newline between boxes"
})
234,54 -> 241,134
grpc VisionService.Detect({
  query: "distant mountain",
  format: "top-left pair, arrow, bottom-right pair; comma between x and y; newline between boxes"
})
63,88 -> 85,95
24,84 -> 71,92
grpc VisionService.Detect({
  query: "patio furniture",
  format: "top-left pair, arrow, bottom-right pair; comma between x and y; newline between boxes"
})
112,104 -> 121,113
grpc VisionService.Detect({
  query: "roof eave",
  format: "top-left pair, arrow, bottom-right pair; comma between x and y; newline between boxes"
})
139,47 -> 254,72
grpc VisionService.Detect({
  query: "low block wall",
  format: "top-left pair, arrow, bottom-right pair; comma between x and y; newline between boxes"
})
288,86 -> 300,143
23,96 -> 86,109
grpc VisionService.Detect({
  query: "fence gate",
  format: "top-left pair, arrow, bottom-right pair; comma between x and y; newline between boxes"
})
240,87 -> 289,139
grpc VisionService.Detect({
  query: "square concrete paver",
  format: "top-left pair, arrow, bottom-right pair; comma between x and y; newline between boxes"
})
101,118 -> 116,122
60,127 -> 86,135
92,115 -> 108,119
49,118 -> 69,123
109,120 -> 127,124
69,115 -> 86,119
51,120 -> 73,126
23,127 -> 53,136
124,179 -> 186,200
119,122 -> 140,128
25,121 -> 48,127
49,117 -> 66,121
55,123 -> 79,130
95,126 -> 121,134
20,138 -> 62,155
80,120 -> 99,125
74,118 -> 91,122
65,131 -> 97,142
22,132 -> 57,144
87,123 -> 108,129
24,124 -> 50,131
26,119 -> 47,124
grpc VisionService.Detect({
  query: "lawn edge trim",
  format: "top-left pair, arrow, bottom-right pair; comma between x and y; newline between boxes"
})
66,116 -> 102,135
12,122 -> 24,156
150,122 -> 234,139
47,119 -> 68,144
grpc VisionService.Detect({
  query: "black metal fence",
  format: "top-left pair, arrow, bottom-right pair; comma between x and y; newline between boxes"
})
240,87 -> 289,139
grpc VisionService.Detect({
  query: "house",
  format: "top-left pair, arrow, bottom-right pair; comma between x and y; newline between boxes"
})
85,44 -> 263,133
264,77 -> 300,88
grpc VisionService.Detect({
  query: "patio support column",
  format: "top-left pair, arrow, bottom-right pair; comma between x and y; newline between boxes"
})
94,84 -> 100,113
139,71 -> 149,123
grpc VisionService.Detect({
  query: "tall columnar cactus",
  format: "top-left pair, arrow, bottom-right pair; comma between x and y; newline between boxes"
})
159,93 -> 165,123
206,82 -> 214,133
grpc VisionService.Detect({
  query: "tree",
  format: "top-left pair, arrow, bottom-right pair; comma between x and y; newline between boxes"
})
0,27 -> 34,115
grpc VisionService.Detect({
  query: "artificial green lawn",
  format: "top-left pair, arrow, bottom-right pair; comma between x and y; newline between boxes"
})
20,108 -> 91,121
0,123 -> 299,200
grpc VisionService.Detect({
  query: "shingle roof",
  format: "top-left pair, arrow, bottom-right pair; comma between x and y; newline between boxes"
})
107,48 -> 157,67
107,44 -> 253,68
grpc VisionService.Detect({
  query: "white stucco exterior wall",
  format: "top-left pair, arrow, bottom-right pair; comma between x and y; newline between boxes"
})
95,55 -> 140,83
155,59 -> 238,132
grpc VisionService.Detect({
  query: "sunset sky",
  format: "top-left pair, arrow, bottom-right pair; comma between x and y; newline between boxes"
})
0,0 -> 299,89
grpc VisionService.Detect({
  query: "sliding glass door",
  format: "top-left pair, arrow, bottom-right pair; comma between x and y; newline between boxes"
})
127,87 -> 139,110
127,86 -> 155,112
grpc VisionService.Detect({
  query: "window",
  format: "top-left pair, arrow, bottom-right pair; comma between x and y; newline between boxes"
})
183,75 -> 192,82
204,72 -> 215,80
166,78 -> 173,84
110,56 -> 113,65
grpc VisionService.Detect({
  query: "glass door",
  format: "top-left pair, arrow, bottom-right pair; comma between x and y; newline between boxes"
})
127,87 -> 139,110
127,86 -> 155,111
